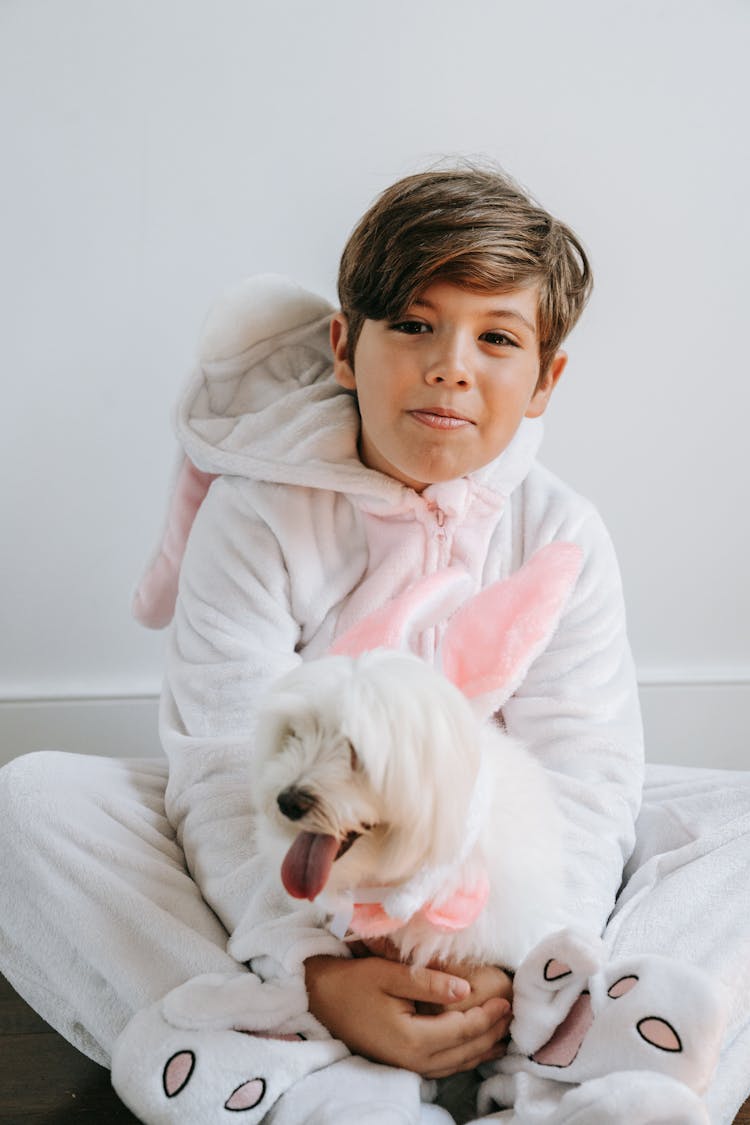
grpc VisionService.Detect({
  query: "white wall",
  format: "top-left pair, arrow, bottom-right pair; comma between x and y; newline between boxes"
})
1,0 -> 748,767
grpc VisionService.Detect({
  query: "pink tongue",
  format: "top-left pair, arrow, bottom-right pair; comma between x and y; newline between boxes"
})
281,832 -> 339,901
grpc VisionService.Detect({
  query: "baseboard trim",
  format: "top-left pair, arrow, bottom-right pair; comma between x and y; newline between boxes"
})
0,696 -> 162,765
638,680 -> 748,769
0,679 -> 747,770
637,669 -> 750,688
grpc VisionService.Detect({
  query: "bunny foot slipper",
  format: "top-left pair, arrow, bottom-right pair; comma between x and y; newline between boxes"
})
111,970 -> 348,1123
468,927 -> 728,1124
470,1069 -> 711,1124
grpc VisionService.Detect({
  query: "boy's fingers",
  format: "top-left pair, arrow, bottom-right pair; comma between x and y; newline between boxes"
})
418,1005 -> 511,1077
441,964 -> 514,1012
423,1037 -> 506,1079
433,996 -> 510,1040
385,963 -> 471,1005
411,996 -> 510,1052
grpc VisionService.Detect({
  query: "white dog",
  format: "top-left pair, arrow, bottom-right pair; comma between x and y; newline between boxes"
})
252,643 -> 565,970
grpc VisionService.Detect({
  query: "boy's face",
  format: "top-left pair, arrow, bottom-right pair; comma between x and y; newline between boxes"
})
331,280 -> 565,492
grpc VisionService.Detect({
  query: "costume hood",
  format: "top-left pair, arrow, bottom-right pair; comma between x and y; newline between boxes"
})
176,274 -> 544,505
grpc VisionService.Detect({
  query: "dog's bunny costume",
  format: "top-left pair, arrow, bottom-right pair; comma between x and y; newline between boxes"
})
1,276 -> 749,1124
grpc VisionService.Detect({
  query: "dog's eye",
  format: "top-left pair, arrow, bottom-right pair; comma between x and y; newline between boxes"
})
347,739 -> 359,771
281,724 -> 300,748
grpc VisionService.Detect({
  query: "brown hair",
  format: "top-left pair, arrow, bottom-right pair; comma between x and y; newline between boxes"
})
337,165 -> 592,376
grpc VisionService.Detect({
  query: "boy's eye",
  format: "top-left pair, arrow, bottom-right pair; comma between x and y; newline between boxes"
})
480,331 -> 517,347
390,320 -> 430,335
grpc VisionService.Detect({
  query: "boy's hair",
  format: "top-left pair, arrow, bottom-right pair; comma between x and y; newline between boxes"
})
337,165 -> 592,376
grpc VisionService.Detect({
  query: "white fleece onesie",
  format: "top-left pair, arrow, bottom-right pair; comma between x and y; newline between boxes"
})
0,276 -> 748,1125
158,276 -> 643,981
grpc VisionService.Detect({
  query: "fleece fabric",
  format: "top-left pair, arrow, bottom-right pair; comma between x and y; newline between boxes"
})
8,276 -> 747,1123
1,756 -> 749,1123
156,274 -> 644,983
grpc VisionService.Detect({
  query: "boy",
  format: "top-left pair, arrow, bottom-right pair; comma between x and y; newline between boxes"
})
1,167 -> 747,1124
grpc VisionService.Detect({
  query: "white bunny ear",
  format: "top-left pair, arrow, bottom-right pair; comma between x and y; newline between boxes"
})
132,455 -> 217,629
330,567 -> 472,657
440,542 -> 583,717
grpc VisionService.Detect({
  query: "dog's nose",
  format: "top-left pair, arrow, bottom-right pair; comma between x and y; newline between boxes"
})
277,786 -> 316,821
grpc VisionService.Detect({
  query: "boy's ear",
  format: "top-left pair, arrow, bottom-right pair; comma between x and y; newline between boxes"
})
525,350 -> 567,419
331,313 -> 356,390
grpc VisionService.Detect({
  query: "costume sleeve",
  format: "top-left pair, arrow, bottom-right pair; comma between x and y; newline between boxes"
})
160,476 -> 352,979
501,505 -> 644,936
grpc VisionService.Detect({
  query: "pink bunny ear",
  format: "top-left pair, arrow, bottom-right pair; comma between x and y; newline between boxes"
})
132,456 -> 217,629
441,542 -> 583,716
330,567 -> 472,657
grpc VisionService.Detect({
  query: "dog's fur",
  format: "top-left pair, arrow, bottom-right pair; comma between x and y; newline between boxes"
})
253,649 -> 564,969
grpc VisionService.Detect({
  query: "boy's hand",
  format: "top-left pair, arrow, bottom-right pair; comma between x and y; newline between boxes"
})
422,962 -> 513,1016
304,953 -> 511,1078
355,936 -> 514,1015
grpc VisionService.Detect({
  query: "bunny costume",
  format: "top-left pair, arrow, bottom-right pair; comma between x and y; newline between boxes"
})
1,276 -> 749,1124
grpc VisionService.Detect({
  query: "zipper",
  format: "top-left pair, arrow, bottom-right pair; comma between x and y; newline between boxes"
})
426,501 -> 447,543
427,503 -> 450,579
412,501 -> 454,659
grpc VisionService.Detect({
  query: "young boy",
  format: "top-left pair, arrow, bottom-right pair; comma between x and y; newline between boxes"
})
1,167 -> 748,1124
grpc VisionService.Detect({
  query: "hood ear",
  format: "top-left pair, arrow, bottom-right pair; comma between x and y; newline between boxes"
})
330,543 -> 583,718
132,455 -> 216,629
440,542 -> 584,717
331,567 -> 472,657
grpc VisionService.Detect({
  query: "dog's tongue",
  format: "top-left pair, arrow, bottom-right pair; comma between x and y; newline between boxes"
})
281,832 -> 340,901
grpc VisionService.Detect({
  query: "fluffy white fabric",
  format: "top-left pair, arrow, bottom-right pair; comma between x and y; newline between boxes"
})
157,275 -> 644,985
250,649 -> 564,969
473,927 -> 728,1121
471,1070 -> 711,1124
111,971 -> 348,1124
3,277 -> 748,1125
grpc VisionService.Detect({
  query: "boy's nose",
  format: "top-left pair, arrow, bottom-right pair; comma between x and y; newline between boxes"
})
424,336 -> 473,387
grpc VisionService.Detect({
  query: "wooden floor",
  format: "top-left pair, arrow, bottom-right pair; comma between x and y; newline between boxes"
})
0,973 -> 748,1123
0,974 -> 137,1123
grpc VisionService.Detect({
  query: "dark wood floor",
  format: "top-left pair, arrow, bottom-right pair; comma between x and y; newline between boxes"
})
0,974 -> 137,1123
1,973 -> 748,1123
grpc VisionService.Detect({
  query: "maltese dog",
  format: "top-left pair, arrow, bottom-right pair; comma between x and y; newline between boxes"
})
252,648 -> 563,969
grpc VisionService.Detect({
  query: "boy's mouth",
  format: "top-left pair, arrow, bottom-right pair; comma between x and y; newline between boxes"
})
409,407 -> 473,430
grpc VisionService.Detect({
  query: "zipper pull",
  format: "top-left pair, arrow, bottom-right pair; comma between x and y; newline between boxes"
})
424,499 -> 448,540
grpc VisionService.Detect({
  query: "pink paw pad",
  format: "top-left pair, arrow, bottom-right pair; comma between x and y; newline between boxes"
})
161,1045 -> 272,1112
544,959 -> 572,982
224,1078 -> 266,1111
608,975 -> 638,998
163,1050 -> 195,1098
638,1017 -> 683,1053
